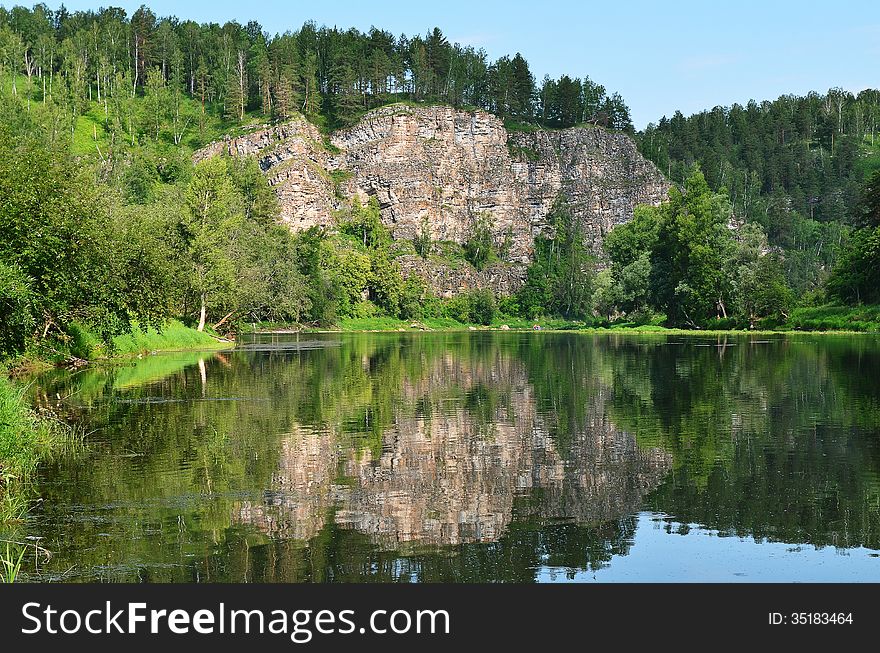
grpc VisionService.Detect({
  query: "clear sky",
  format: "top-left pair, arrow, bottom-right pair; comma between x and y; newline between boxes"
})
40,0 -> 879,128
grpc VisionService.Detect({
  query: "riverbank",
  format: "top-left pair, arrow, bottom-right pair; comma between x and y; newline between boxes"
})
0,376 -> 79,524
1,320 -> 228,529
6,321 -> 233,377
245,311 -> 880,336
109,321 -> 234,357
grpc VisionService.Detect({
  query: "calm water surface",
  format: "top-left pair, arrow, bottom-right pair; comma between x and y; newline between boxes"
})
17,332 -> 880,582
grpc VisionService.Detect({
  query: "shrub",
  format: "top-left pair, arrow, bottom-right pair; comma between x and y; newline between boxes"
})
398,276 -> 426,320
66,322 -> 103,360
0,262 -> 34,359
468,289 -> 497,325
463,214 -> 496,271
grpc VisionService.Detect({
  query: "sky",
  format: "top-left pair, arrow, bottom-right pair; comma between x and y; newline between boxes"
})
36,0 -> 880,128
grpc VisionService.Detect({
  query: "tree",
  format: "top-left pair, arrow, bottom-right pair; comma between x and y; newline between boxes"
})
338,196 -> 389,249
826,227 -> 880,304
0,261 -> 35,358
518,195 -> 596,319
508,53 -> 534,120
649,167 -> 736,327
181,157 -> 244,331
604,204 -> 660,315
413,216 -> 432,259
463,213 -> 496,271
468,289 -> 496,325
858,170 -> 880,228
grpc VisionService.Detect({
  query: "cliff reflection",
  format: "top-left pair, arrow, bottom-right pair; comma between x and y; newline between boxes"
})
24,332 -> 880,582
234,349 -> 671,549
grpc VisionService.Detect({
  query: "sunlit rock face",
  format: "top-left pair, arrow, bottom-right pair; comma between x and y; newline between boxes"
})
235,354 -> 672,549
194,104 -> 669,294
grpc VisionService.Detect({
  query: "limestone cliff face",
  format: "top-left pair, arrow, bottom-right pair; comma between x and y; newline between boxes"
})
194,104 -> 669,293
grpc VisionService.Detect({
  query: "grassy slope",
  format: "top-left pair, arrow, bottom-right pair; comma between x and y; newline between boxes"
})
110,320 -> 231,357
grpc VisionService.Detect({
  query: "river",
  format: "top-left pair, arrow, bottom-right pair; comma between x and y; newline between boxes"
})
19,331 -> 880,582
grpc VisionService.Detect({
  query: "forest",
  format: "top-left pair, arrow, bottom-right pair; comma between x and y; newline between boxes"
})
1,3 -> 880,367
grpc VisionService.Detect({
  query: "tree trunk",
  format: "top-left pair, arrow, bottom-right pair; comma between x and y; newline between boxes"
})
197,293 -> 207,332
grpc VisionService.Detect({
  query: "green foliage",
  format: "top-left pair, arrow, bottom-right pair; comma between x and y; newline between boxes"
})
858,170 -> 880,227
294,227 -> 339,325
518,195 -> 597,319
0,262 -> 34,359
0,96 -> 177,353
507,142 -> 539,161
369,250 -> 403,317
603,204 -> 660,315
602,167 -> 796,327
1,543 -> 25,583
787,304 -> 880,332
66,322 -> 103,360
324,240 -> 372,315
111,321 -> 229,356
649,169 -> 736,326
826,226 -> 880,304
468,289 -> 497,325
1,376 -> 77,524
338,197 -> 390,249
638,88 -> 880,291
1,5 -> 631,142
329,169 -> 353,199
462,213 -> 496,271
181,156 -> 244,328
399,276 -> 428,321
413,217 -> 433,259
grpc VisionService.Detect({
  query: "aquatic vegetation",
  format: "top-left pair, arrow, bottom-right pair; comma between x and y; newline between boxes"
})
0,542 -> 25,583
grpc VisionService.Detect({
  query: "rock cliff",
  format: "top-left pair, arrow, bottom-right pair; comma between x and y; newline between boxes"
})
194,104 -> 669,294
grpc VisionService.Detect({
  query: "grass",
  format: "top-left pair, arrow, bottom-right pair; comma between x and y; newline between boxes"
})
1,542 -> 25,583
314,311 -> 880,335
111,320 -> 232,357
0,376 -> 79,524
507,142 -> 540,161
786,304 -> 880,333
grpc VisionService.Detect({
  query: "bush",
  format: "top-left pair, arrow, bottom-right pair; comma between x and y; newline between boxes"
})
468,289 -> 497,325
463,214 -> 496,271
398,276 -> 426,320
445,294 -> 471,323
0,261 -> 35,359
66,322 -> 103,360
352,300 -> 380,319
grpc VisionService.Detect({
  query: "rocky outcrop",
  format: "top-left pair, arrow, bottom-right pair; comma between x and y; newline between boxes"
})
396,255 -> 527,298
194,104 -> 669,294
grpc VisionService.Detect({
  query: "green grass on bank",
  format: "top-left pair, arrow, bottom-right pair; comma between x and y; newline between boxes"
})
110,320 -> 232,357
786,305 -> 880,333
0,376 -> 78,523
244,304 -> 880,335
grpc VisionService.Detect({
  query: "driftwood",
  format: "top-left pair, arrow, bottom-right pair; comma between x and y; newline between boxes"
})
212,310 -> 236,331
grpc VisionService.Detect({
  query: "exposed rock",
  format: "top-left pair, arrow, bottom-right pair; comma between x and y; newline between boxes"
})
194,104 -> 670,295
397,254 -> 526,298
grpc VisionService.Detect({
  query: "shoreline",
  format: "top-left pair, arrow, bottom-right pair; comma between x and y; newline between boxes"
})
256,325 -> 880,337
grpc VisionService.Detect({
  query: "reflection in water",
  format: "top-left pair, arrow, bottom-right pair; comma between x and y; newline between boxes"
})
237,353 -> 670,548
17,332 -> 880,582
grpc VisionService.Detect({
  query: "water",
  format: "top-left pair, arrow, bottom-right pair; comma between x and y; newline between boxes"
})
18,331 -> 880,582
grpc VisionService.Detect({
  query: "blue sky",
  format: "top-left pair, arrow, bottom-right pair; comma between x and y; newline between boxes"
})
43,0 -> 879,128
